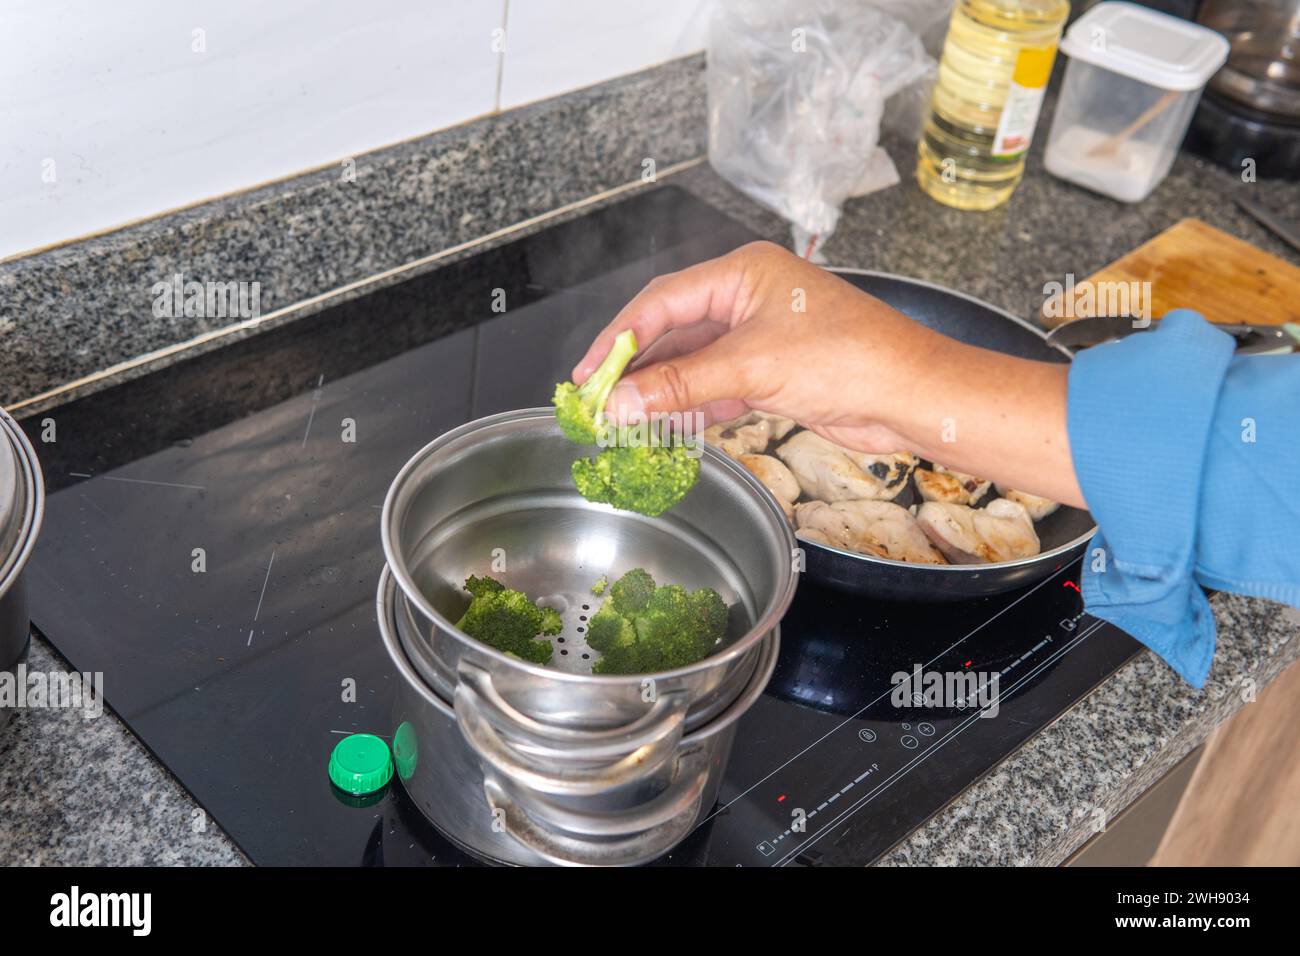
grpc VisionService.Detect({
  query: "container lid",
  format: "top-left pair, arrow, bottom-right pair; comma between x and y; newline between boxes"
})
1060,1 -> 1229,92
328,733 -> 393,795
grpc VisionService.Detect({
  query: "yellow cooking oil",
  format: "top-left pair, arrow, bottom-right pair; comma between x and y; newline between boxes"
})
917,0 -> 1070,210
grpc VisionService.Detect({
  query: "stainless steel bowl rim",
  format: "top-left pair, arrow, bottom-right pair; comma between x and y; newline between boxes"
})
793,267 -> 1099,575
0,409 -> 44,600
381,407 -> 798,685
376,564 -> 780,744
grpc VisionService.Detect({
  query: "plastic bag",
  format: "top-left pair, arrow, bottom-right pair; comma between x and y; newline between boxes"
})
707,0 -> 942,261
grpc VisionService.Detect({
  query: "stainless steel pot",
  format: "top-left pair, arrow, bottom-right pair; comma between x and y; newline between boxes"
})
0,407 -> 44,732
1198,0 -> 1300,122
380,408 -> 798,731
378,566 -> 779,866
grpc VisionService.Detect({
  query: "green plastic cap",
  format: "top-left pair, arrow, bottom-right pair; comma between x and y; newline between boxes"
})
328,733 -> 393,795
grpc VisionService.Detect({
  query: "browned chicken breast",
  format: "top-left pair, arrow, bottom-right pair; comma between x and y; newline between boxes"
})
750,411 -> 797,442
915,498 -> 1040,564
995,486 -> 1061,521
795,499 -> 947,564
776,431 -> 915,502
703,410 -> 800,460
738,453 -> 800,522
704,413 -> 772,459
914,465 -> 991,506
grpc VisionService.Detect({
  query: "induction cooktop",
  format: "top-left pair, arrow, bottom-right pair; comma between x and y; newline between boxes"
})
21,185 -> 1141,866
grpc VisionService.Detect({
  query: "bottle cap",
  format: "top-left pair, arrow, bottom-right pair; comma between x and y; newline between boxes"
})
328,733 -> 393,795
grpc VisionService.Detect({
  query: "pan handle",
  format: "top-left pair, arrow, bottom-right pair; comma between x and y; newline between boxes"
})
480,748 -> 709,867
453,663 -> 689,797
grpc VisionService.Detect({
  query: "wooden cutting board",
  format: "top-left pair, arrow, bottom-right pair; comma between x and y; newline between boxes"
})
1041,218 -> 1300,327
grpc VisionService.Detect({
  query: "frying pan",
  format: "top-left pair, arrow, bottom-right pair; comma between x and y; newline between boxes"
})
792,269 -> 1097,602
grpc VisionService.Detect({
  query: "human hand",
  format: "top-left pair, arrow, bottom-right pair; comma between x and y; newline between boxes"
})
573,241 -> 941,454
573,241 -> 1084,508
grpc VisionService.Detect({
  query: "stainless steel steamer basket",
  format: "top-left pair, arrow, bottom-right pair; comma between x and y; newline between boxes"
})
378,566 -> 780,866
380,408 -> 799,732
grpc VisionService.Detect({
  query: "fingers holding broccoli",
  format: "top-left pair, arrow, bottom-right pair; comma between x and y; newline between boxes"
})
552,330 -> 639,445
552,329 -> 702,517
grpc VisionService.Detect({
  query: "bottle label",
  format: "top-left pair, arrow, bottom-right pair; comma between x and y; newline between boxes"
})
991,44 -> 1058,158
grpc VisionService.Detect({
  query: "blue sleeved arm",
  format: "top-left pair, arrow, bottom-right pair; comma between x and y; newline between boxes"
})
1067,310 -> 1300,687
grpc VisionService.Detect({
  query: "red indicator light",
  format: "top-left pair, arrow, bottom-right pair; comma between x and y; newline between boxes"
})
777,794 -> 786,803
963,660 -> 972,667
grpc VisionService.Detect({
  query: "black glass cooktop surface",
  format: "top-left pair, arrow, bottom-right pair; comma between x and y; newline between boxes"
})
22,185 -> 1140,866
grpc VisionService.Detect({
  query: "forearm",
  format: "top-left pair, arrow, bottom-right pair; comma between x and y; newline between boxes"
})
885,336 -> 1086,509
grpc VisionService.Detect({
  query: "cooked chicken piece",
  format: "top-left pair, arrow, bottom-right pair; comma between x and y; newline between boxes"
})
795,527 -> 834,547
795,499 -> 947,564
915,465 -> 992,506
775,431 -> 913,502
751,411 -> 797,442
704,412 -> 772,459
979,498 -> 1042,560
916,499 -> 1040,564
996,486 -> 1060,521
844,449 -> 919,488
738,453 -> 800,503
738,453 -> 799,522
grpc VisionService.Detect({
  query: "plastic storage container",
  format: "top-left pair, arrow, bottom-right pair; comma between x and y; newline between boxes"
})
1044,2 -> 1229,203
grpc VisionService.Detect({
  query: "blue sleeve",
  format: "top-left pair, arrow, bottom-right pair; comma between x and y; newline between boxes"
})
1067,310 -> 1300,688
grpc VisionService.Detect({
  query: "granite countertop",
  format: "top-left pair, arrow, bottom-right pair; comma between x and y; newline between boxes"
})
2,56 -> 1298,866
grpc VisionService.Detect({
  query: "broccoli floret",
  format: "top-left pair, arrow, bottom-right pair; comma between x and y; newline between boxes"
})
552,329 -> 638,445
455,575 -> 559,664
607,568 -> 656,616
586,573 -> 729,675
553,330 -> 700,517
630,586 -> 703,670
571,440 -> 701,517
687,587 -> 729,656
588,600 -> 643,675
592,640 -> 644,676
591,575 -> 608,596
586,602 -> 636,652
463,574 -> 505,598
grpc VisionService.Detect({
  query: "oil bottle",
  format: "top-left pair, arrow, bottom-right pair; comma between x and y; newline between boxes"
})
917,0 -> 1070,211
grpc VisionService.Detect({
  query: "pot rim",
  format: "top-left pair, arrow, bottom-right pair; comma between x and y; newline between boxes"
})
0,408 -> 44,600
381,407 -> 798,686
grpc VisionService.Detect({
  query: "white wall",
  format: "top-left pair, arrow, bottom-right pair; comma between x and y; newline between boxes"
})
500,0 -> 709,109
0,0 -> 709,262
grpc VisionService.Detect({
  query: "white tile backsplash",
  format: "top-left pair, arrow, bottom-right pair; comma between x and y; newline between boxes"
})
0,0 -> 710,262
498,0 -> 708,110
0,0 -> 505,260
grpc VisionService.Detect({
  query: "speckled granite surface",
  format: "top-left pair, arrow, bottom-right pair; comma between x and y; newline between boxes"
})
0,55 -> 707,409
2,57 -> 1299,866
0,636 -> 246,865
672,128 -> 1300,317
